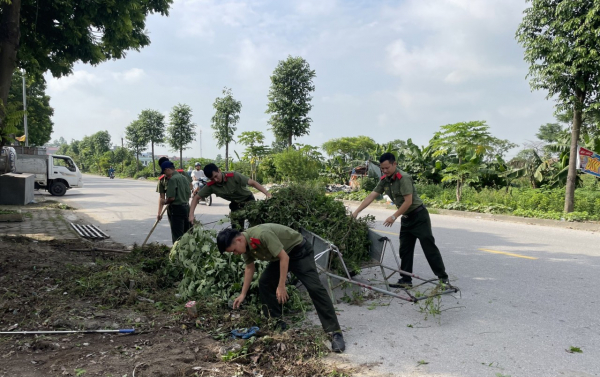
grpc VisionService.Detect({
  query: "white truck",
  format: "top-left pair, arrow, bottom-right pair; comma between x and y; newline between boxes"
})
0,147 -> 83,196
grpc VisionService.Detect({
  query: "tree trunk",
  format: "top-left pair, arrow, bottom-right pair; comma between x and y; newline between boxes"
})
564,95 -> 584,213
151,142 -> 155,176
136,153 -> 139,172
225,143 -> 229,171
288,133 -> 293,149
456,179 -> 462,202
0,0 -> 22,151
179,148 -> 183,169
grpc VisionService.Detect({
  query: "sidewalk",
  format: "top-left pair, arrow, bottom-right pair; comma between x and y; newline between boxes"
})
0,195 -> 79,241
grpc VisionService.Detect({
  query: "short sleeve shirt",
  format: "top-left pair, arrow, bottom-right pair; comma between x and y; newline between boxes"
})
165,172 -> 191,205
374,168 -> 423,213
241,224 -> 304,265
191,169 -> 206,180
197,172 -> 253,203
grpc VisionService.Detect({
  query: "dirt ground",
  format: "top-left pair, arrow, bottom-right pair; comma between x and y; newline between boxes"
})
0,237 -> 352,377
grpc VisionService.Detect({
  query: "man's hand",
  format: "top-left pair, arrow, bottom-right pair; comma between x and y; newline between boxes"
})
276,285 -> 289,304
233,294 -> 246,309
351,210 -> 359,219
265,192 -> 272,199
383,216 -> 396,227
189,214 -> 195,224
157,214 -> 163,222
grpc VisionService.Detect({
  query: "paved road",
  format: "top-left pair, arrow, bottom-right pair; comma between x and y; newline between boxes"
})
57,175 -> 600,377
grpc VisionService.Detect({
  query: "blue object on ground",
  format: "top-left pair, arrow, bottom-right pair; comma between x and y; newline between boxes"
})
231,326 -> 259,339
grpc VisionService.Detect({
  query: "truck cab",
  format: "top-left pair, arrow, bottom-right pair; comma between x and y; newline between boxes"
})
45,155 -> 84,196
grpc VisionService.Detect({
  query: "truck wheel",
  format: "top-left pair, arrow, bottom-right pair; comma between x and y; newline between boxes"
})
50,182 -> 67,196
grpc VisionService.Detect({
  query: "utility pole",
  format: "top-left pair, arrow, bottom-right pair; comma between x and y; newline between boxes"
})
121,137 -> 124,172
22,69 -> 28,147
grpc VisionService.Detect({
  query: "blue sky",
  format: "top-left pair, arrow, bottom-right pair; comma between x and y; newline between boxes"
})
46,0 -> 556,159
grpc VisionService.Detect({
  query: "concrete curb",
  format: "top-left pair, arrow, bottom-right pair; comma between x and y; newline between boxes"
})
340,199 -> 600,232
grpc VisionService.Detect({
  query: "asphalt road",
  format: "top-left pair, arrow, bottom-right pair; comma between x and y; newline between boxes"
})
56,175 -> 600,377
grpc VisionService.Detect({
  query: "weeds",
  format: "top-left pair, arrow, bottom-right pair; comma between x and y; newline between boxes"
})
567,346 -> 583,353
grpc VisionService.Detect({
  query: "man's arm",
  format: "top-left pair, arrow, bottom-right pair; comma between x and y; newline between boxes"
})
157,193 -> 166,221
383,194 -> 413,227
276,250 -> 290,304
189,194 -> 200,223
233,262 -> 256,309
248,178 -> 272,199
351,191 -> 380,218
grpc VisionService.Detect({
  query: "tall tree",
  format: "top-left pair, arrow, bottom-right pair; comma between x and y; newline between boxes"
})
517,0 -> 600,213
430,121 -> 495,202
0,0 -> 172,149
7,70 -> 53,146
536,123 -> 563,143
167,104 -> 196,169
266,56 -> 316,148
322,136 -> 378,161
125,120 -> 148,172
211,88 -> 241,170
139,109 -> 166,176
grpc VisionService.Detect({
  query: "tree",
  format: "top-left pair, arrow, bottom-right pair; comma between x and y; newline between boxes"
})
430,121 -> 495,202
238,131 -> 268,180
322,136 -> 378,161
167,104 -> 196,169
139,109 -> 166,176
0,0 -> 172,149
48,137 -> 67,147
211,88 -> 241,170
125,120 -> 148,172
266,56 -> 316,148
516,0 -> 600,213
272,145 -> 323,182
6,70 -> 54,145
536,123 -> 563,143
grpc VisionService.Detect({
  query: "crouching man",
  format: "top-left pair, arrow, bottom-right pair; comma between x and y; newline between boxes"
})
217,224 -> 346,353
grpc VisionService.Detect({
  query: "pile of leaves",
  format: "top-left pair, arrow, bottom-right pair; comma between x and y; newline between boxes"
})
231,183 -> 375,274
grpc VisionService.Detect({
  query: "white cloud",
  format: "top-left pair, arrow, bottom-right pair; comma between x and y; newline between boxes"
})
112,68 -> 146,83
47,71 -> 103,93
172,0 -> 253,39
294,0 -> 337,16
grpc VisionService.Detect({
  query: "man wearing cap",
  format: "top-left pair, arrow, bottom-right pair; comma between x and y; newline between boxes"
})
352,152 -> 451,288
217,224 -> 345,353
156,158 -> 193,221
189,163 -> 271,229
160,160 -> 192,243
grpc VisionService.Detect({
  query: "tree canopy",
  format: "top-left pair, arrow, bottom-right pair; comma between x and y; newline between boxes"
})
167,104 -> 196,169
266,56 -> 316,148
211,88 -> 241,170
0,0 -> 173,147
139,109 -> 166,175
322,136 -> 377,161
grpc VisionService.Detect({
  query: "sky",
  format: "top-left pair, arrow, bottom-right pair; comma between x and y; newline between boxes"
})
45,0 -> 557,160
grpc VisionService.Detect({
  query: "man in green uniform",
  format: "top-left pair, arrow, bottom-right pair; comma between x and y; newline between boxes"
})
217,224 -> 346,353
352,153 -> 450,288
156,157 -> 193,222
189,163 -> 271,229
160,160 -> 192,244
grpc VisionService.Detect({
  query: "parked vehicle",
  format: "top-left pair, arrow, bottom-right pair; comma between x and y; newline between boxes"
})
0,147 -> 83,196
193,177 -> 212,206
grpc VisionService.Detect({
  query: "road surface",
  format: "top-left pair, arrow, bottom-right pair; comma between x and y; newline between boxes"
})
54,175 -> 600,377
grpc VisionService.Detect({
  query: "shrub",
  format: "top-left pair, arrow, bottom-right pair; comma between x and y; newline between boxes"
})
231,183 -> 375,274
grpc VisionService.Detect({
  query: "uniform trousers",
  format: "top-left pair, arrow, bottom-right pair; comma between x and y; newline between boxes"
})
167,203 -> 191,244
399,207 -> 448,281
258,241 -> 341,333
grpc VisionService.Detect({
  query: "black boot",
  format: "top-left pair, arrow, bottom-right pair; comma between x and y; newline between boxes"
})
331,332 -> 345,353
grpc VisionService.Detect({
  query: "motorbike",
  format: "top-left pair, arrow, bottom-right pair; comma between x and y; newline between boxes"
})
109,171 -> 115,179
193,177 -> 212,206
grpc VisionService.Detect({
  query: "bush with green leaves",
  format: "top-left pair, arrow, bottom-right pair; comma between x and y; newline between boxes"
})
231,183 -> 375,273
169,225 -> 266,301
